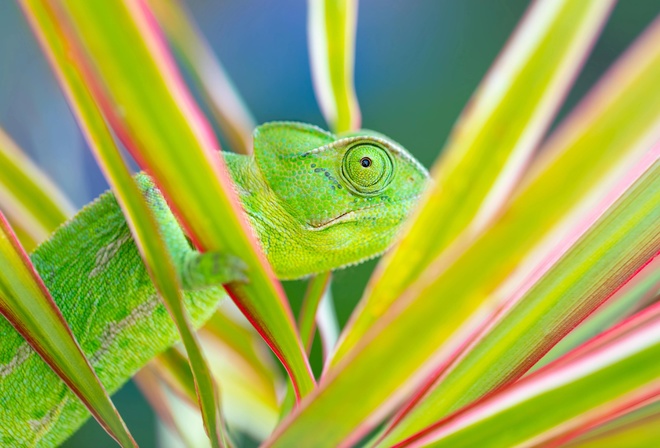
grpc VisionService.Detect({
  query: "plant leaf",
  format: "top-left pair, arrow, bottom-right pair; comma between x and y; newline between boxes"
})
377,150 -> 660,446
537,257 -> 660,370
147,0 -> 256,155
306,0 -> 361,356
371,14 -> 660,440
266,144 -> 660,447
201,309 -> 282,439
308,0 -> 360,133
0,127 -> 74,244
148,308 -> 284,441
566,400 -> 660,447
58,0 -> 315,399
395,300 -> 660,448
317,285 -> 340,362
330,0 -> 615,367
0,211 -> 135,447
267,10 -> 660,440
5,217 -> 39,251
298,272 -> 333,354
21,1 -> 231,444
152,348 -> 199,405
133,367 -> 191,444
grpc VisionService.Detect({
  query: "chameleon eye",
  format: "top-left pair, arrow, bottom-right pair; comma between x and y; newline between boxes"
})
341,143 -> 393,194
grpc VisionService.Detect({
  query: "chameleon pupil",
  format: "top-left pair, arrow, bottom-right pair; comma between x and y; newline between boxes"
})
341,143 -> 394,194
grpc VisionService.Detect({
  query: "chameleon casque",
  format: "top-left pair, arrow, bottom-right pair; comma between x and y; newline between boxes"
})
0,122 -> 428,446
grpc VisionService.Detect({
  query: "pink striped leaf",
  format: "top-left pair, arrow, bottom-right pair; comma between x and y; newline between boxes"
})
396,297 -> 660,447
376,149 -> 660,446
330,0 -> 615,368
147,0 -> 256,154
57,0 -> 315,399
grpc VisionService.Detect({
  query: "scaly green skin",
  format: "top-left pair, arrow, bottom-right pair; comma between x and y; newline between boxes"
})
0,122 -> 428,446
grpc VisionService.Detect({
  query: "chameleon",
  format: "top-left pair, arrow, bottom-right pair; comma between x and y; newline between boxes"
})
0,121 -> 428,447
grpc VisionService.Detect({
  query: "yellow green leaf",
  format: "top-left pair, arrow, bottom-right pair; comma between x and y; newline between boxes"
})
22,1 -> 230,444
298,271 -> 333,354
308,0 -> 360,133
396,301 -> 660,447
566,401 -> 660,448
58,0 -> 315,399
147,0 -> 256,155
330,0 -> 615,366
0,128 -> 74,244
377,152 -> 660,446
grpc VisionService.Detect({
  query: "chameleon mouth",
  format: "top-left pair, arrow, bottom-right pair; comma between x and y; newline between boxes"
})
307,195 -> 420,230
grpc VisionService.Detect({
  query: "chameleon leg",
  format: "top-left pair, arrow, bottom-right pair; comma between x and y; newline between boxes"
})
134,173 -> 248,290
179,250 -> 248,290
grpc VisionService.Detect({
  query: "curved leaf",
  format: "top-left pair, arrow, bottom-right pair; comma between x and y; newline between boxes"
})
308,0 -> 360,133
378,151 -> 660,446
331,0 -> 615,367
298,272 -> 333,354
147,0 -> 256,155
566,401 -> 660,448
0,128 -> 74,243
21,1 -> 230,444
537,257 -> 660,369
59,0 -> 315,399
396,303 -> 660,448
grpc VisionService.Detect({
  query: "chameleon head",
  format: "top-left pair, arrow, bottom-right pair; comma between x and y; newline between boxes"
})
253,122 -> 429,279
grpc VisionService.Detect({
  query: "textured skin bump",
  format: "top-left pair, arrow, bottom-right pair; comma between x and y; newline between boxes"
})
0,122 -> 428,446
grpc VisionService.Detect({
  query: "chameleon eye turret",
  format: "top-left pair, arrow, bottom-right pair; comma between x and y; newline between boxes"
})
248,121 -> 429,278
341,143 -> 394,195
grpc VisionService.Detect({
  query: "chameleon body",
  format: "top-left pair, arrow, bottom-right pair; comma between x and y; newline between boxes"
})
0,122 -> 428,446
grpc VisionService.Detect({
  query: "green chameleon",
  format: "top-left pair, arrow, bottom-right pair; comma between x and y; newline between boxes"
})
0,122 -> 428,446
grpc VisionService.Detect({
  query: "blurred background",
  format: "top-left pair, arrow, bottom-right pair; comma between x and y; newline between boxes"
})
1,0 -> 659,446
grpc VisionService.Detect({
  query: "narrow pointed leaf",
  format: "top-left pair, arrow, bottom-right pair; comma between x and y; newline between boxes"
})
267,146 -> 660,447
151,311 -> 284,440
59,0 -> 314,398
317,286 -> 340,362
201,311 -> 282,439
0,127 -> 74,243
378,151 -> 660,446
372,16 -> 660,440
152,348 -> 199,405
567,401 -> 660,447
147,0 -> 255,154
331,0 -> 615,366
283,271 -> 335,421
270,12 -> 660,444
298,272 -> 332,353
308,0 -> 360,133
307,0 -> 358,367
6,217 -> 39,251
396,304 -> 660,448
537,257 -> 660,369
21,1 -> 230,444
0,212 -> 135,447
266,4 -> 660,445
